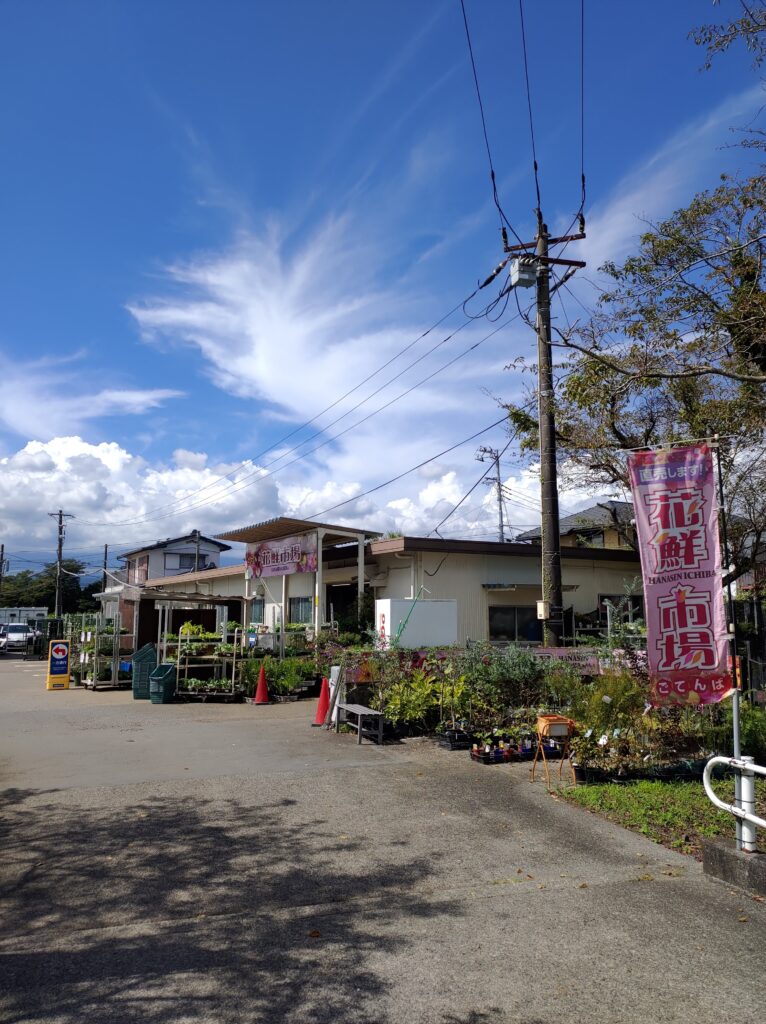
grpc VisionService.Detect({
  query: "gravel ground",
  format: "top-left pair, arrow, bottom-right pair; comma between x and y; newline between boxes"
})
1,657 -> 765,1024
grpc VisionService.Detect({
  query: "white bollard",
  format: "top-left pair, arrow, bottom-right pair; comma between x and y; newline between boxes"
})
740,756 -> 757,853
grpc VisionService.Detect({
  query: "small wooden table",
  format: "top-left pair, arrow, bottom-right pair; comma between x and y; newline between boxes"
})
335,702 -> 384,745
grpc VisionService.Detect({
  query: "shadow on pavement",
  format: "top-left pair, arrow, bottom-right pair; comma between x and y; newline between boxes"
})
0,787 -> 454,1023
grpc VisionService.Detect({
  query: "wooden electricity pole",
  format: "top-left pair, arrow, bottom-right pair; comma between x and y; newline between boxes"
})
491,223 -> 586,645
476,446 -> 506,543
48,509 -> 74,618
535,222 -> 563,645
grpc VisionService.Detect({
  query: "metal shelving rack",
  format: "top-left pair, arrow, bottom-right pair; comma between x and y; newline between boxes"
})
172,628 -> 244,701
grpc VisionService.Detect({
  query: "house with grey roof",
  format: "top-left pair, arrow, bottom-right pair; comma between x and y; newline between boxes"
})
515,500 -> 635,551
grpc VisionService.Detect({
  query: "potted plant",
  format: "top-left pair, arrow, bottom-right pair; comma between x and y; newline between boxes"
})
268,659 -> 302,702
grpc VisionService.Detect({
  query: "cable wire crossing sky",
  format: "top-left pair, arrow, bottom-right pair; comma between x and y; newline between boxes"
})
0,1 -> 761,569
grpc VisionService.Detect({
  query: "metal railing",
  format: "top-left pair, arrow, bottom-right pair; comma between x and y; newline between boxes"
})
703,756 -> 766,853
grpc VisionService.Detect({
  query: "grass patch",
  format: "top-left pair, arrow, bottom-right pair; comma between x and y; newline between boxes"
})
563,778 -> 766,858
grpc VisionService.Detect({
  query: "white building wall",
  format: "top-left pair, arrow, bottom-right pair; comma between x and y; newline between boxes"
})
376,550 -> 643,643
138,540 -> 223,579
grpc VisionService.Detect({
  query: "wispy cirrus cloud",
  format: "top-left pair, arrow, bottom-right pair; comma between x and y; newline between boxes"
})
0,351 -> 181,442
582,83 -> 765,273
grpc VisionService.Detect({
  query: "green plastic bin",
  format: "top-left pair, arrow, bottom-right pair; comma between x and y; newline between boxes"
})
132,644 -> 157,700
149,664 -> 177,704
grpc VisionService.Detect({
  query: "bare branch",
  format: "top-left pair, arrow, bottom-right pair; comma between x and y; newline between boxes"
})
559,336 -> 766,384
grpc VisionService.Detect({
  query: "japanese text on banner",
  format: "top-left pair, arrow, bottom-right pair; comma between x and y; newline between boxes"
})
627,444 -> 732,706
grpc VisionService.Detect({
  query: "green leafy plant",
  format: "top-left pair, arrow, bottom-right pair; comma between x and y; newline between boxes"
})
373,667 -> 440,730
180,621 -> 204,637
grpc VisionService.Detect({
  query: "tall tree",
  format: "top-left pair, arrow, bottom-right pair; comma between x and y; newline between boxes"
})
506,174 -> 766,583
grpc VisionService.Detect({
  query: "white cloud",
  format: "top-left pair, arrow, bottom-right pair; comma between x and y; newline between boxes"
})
103,79 -> 766,552
582,83 -> 765,273
126,208 -> 522,535
0,352 -> 180,441
0,437 -> 281,560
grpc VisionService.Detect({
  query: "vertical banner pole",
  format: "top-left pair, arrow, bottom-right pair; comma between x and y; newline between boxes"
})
713,437 -> 743,849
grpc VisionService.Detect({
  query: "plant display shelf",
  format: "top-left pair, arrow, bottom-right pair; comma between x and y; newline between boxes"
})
173,630 -> 244,701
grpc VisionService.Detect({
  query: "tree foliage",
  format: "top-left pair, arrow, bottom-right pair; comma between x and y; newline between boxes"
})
506,175 -> 766,582
691,1 -> 766,70
0,560 -> 100,614
563,174 -> 766,388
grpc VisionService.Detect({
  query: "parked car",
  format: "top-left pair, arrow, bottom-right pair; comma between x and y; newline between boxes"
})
0,623 -> 35,653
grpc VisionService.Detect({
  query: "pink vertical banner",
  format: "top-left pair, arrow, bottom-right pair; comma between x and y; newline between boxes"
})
628,443 -> 733,706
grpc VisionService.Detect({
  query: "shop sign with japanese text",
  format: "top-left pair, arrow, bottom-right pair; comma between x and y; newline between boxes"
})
245,533 -> 318,579
628,443 -> 732,706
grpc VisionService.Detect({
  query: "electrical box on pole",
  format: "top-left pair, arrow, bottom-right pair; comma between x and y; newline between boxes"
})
510,256 -> 536,288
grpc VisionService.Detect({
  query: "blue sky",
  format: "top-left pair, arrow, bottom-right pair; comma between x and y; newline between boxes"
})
0,1 -> 762,572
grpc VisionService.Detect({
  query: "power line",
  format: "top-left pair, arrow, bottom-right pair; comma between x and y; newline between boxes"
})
429,433 -> 518,536
78,289 -> 526,529
78,309 -> 527,529
78,291 -> 480,529
537,0 -> 586,247
302,413 -> 512,523
518,0 -> 542,216
458,0 -> 525,246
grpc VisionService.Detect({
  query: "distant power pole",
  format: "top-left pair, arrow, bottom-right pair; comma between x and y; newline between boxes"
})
102,544 -> 108,592
0,543 -> 5,603
193,529 -> 201,573
48,510 -> 74,618
476,446 -> 505,543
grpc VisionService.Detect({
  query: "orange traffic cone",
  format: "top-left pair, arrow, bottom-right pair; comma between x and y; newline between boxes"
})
253,665 -> 270,705
312,676 -> 330,726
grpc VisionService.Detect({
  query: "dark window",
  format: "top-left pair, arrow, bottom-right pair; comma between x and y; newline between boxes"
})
488,606 -> 541,642
250,598 -> 265,624
288,597 -> 312,624
179,553 -> 206,569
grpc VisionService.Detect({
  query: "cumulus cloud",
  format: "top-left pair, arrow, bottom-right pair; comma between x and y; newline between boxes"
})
0,437 -> 281,561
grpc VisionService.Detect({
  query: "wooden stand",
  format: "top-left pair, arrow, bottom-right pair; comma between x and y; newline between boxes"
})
530,714 -> 576,789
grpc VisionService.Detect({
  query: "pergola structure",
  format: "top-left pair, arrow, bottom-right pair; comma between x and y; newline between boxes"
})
216,517 -> 380,633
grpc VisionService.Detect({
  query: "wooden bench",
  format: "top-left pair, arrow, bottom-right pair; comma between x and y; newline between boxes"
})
335,702 -> 384,745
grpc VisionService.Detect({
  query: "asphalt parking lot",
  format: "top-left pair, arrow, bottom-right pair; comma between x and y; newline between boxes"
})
1,655 -> 765,1024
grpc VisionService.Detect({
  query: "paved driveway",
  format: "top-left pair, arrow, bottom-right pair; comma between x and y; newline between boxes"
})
1,657 -> 764,1023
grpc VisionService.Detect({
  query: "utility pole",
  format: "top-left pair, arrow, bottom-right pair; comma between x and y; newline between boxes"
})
193,529 -> 201,573
102,544 -> 108,592
535,221 -> 563,646
476,446 -> 505,543
485,221 -> 586,645
0,543 -> 5,604
48,510 -> 74,619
